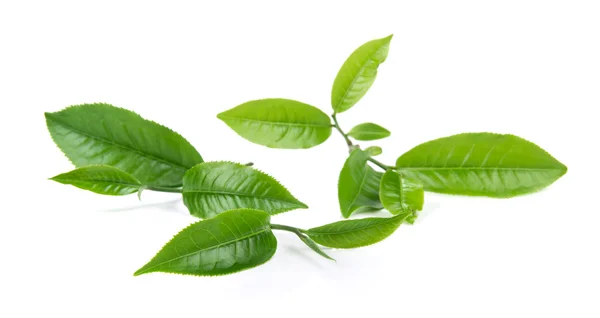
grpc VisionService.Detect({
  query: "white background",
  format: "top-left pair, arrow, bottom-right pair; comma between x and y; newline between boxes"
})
1,1 -> 599,317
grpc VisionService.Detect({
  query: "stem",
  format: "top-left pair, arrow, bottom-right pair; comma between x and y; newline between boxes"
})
271,224 -> 307,234
331,114 -> 353,148
146,186 -> 182,193
368,157 -> 393,170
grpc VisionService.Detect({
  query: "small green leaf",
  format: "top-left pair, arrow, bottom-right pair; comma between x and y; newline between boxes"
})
331,35 -> 393,113
45,103 -> 203,187
217,98 -> 332,149
338,149 -> 383,218
380,170 -> 424,215
134,209 -> 277,277
347,123 -> 391,141
183,162 -> 307,218
395,133 -> 568,197
298,234 -> 335,261
365,146 -> 383,156
50,165 -> 141,196
306,214 -> 406,249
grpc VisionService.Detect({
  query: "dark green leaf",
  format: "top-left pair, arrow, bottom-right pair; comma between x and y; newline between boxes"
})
396,133 -> 568,197
338,149 -> 383,218
183,162 -> 307,218
364,146 -> 383,156
45,103 -> 203,187
347,123 -> 391,141
50,165 -> 141,196
331,35 -> 393,113
380,170 -> 424,215
306,214 -> 406,249
134,209 -> 277,277
217,98 -> 332,149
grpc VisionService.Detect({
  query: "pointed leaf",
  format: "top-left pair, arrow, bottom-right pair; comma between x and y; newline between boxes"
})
217,98 -> 332,149
298,234 -> 335,261
45,103 -> 203,187
347,123 -> 391,141
365,146 -> 383,156
380,170 -> 424,215
183,162 -> 307,218
306,214 -> 406,249
331,35 -> 393,113
338,149 -> 383,218
396,133 -> 568,197
134,209 -> 276,277
50,165 -> 141,195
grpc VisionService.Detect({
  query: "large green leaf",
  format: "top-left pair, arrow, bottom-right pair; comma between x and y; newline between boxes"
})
347,123 -> 391,141
217,98 -> 332,149
338,149 -> 383,218
183,162 -> 307,218
380,170 -> 424,223
306,214 -> 406,249
395,133 -> 568,197
45,103 -> 203,187
134,209 -> 277,277
50,165 -> 141,195
331,35 -> 393,113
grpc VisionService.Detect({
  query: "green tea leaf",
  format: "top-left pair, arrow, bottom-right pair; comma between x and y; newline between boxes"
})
134,209 -> 276,277
347,123 -> 391,141
298,234 -> 335,261
365,146 -> 383,156
331,35 -> 393,113
50,165 -> 141,196
183,162 -> 307,218
217,98 -> 332,149
396,133 -> 568,197
380,170 -> 424,216
306,214 -> 406,249
45,103 -> 203,187
338,149 -> 383,218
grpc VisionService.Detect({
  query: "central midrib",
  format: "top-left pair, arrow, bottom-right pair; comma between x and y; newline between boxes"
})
48,115 -> 192,171
183,188 -> 303,205
397,167 -> 565,172
308,215 -> 403,236
219,114 -> 331,128
138,226 -> 271,273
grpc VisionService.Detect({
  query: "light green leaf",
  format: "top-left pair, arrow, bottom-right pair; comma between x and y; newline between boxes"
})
134,209 -> 276,277
396,133 -> 568,197
347,123 -> 391,141
331,35 -> 393,113
380,170 -> 424,224
217,98 -> 332,149
50,165 -> 141,196
45,103 -> 203,187
306,214 -> 406,249
365,146 -> 383,156
338,149 -> 383,218
298,234 -> 335,261
183,162 -> 307,218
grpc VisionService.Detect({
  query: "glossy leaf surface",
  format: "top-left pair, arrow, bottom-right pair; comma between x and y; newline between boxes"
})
183,162 -> 307,218
306,214 -> 406,249
331,35 -> 392,113
396,133 -> 568,197
134,209 -> 276,277
338,149 -> 383,218
217,98 -> 332,149
380,170 -> 424,215
347,123 -> 391,141
45,103 -> 203,187
50,165 -> 141,196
